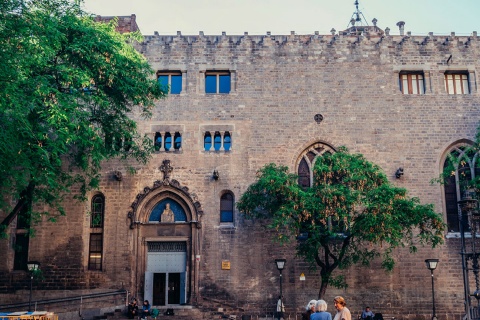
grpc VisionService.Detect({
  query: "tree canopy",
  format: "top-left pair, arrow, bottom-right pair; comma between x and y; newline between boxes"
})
237,147 -> 445,298
0,0 -> 165,236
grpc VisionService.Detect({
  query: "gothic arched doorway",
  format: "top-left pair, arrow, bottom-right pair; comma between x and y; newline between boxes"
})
127,162 -> 203,306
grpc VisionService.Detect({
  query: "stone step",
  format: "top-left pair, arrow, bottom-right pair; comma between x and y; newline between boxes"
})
98,305 -> 270,320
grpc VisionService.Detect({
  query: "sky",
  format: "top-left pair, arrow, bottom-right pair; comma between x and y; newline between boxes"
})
82,0 -> 480,37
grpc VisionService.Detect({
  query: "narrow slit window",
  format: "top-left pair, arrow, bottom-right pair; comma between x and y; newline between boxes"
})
220,192 -> 234,223
164,132 -> 172,151
88,233 -> 103,271
174,132 -> 182,150
13,234 -> 29,271
213,132 -> 222,151
204,132 -> 212,151
154,132 -> 162,151
223,132 -> 231,151
91,194 -> 105,228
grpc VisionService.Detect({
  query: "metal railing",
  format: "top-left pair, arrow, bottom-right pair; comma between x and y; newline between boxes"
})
0,311 -> 58,320
0,289 -> 127,316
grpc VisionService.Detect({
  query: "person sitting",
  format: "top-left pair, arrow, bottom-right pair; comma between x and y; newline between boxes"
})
373,313 -> 383,320
361,307 -> 374,320
141,300 -> 151,320
127,298 -> 138,319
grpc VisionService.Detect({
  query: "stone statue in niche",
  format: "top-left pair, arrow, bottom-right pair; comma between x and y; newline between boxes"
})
161,203 -> 175,223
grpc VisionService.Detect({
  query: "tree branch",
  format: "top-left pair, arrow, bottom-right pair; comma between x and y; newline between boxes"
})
0,181 -> 34,228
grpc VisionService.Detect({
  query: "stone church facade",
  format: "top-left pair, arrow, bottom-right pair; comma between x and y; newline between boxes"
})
1,12 -> 480,320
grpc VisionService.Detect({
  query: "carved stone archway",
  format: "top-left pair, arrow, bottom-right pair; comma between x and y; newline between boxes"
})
128,160 -> 203,306
128,160 -> 203,228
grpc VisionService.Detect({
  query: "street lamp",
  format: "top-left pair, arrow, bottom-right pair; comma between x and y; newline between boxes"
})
425,259 -> 439,320
275,258 -> 286,319
275,259 -> 286,297
27,261 -> 40,312
275,259 -> 286,320
458,189 -> 480,320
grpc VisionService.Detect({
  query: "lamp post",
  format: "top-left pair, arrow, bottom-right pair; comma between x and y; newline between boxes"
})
275,259 -> 286,319
27,261 -> 40,312
458,189 -> 480,320
425,259 -> 439,320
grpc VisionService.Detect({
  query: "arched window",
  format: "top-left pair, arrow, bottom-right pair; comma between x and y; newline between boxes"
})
296,143 -> 335,188
296,143 -> 337,233
443,144 -> 480,232
204,132 -> 212,151
223,132 -> 231,151
164,132 -> 172,151
213,132 -> 222,151
220,192 -> 234,223
174,132 -> 182,150
154,132 -> 162,151
298,158 -> 310,188
91,194 -> 105,228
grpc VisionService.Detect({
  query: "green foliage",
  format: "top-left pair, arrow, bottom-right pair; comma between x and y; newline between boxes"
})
237,147 -> 445,298
0,0 -> 165,235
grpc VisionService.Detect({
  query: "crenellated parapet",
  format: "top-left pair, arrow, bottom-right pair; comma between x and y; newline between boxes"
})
140,30 -> 480,65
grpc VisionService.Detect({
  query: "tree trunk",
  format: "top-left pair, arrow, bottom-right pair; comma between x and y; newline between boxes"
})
318,270 -> 330,299
0,181 -> 34,230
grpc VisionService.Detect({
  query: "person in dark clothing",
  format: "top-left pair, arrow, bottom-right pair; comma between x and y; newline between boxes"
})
127,299 -> 138,319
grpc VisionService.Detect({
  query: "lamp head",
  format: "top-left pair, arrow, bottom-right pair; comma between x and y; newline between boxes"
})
27,261 -> 40,272
275,258 -> 286,271
425,259 -> 439,271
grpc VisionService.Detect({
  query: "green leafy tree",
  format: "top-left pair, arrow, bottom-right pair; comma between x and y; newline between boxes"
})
237,147 -> 445,298
0,0 -> 165,236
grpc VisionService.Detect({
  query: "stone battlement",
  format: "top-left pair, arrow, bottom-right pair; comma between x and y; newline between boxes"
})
140,30 -> 480,63
143,30 -> 478,48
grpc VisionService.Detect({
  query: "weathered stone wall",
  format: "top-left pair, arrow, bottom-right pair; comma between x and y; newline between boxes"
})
2,29 -> 480,319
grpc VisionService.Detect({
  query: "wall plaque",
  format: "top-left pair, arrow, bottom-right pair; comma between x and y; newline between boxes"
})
221,260 -> 231,270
